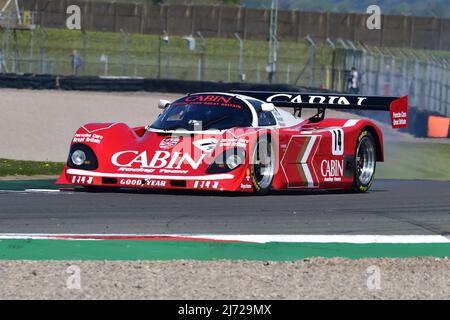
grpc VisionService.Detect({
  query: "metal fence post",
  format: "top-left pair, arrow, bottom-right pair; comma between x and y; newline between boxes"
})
197,31 -> 206,81
12,29 -> 17,73
287,64 -> 291,84
439,61 -> 445,115
326,38 -> 335,90
401,51 -> 409,99
425,60 -> 431,111
337,39 -> 349,91
446,63 -> 450,116
413,56 -> 420,107
256,63 -> 260,83
39,28 -> 46,74
356,42 -> 367,94
0,28 -> 8,72
363,45 -> 376,95
29,28 -> 34,73
268,0 -> 279,84
4,28 -> 10,69
1,29 -> 4,54
347,40 -> 359,69
162,30 -> 170,79
376,48 -> 384,96
429,59 -> 435,113
120,28 -> 128,76
388,52 -> 395,96
82,29 -> 88,75
157,32 -> 161,79
306,35 -> 315,87
234,33 -> 244,82
431,59 -> 437,113
444,62 -> 450,116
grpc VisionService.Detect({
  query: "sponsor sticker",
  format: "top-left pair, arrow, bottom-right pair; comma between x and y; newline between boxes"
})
219,138 -> 248,148
321,159 -> 343,182
71,176 -> 94,184
119,178 -> 166,187
193,181 -> 219,189
180,95 -> 242,108
159,137 -> 180,150
111,150 -> 206,170
267,94 -> 367,106
72,133 -> 103,144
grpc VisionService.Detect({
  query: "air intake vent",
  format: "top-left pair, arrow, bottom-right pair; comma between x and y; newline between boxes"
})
170,180 -> 187,188
102,178 -> 117,184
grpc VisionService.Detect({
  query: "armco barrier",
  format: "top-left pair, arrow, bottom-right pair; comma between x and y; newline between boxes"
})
58,76 -> 147,91
408,108 -> 429,138
0,73 -> 311,93
0,73 -> 57,90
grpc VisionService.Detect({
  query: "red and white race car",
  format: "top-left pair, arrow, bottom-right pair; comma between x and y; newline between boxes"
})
56,91 -> 408,194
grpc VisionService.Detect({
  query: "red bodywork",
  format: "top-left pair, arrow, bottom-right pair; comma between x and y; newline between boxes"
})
56,117 -> 385,193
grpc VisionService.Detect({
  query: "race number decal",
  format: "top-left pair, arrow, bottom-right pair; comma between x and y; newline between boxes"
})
331,129 -> 344,156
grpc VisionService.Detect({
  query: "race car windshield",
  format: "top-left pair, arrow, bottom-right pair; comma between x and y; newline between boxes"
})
150,95 -> 253,131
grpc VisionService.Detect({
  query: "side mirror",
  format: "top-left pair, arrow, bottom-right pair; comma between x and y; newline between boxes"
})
261,103 -> 275,112
158,99 -> 171,109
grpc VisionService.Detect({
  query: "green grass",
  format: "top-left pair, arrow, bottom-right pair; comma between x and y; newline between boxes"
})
0,159 -> 64,177
377,141 -> 450,181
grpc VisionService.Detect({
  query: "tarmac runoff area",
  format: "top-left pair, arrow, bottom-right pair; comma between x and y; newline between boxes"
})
0,89 -> 181,162
0,89 -> 449,299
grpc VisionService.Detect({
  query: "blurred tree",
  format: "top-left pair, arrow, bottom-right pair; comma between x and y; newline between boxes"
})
241,0 -> 450,18
128,0 -> 450,18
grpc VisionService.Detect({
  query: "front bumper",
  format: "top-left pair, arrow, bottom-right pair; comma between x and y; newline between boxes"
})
56,167 -> 253,192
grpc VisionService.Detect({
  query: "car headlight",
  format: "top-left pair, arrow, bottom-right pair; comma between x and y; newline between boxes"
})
67,144 -> 98,170
71,150 -> 86,166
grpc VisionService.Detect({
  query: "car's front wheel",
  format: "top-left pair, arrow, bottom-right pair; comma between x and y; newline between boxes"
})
353,129 -> 377,193
251,136 -> 275,195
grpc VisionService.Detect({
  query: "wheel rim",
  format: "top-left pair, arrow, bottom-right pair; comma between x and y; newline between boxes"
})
252,140 -> 274,189
356,136 -> 375,185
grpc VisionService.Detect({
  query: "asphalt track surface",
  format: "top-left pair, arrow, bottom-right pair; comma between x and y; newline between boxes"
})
0,179 -> 449,235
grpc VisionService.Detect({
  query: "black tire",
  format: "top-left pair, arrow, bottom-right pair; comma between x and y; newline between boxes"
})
353,129 -> 377,193
250,135 -> 275,195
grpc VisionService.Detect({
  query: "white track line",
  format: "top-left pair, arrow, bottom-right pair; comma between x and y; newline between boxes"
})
188,234 -> 450,244
0,189 -> 60,193
0,234 -> 449,243
24,189 -> 60,193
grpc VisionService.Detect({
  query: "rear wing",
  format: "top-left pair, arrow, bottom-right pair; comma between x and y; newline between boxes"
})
231,90 -> 408,128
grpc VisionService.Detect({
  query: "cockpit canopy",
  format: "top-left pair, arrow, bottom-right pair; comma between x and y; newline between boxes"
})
150,94 -> 254,131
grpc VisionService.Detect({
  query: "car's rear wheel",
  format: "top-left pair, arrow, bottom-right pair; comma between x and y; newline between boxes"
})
251,136 -> 275,195
353,129 -> 377,193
